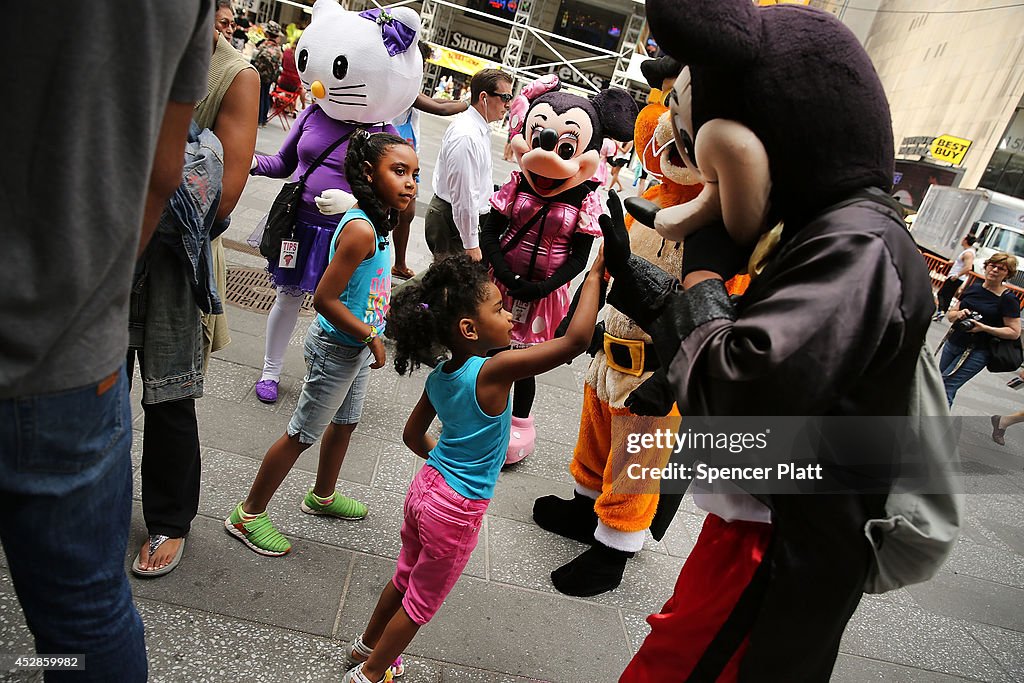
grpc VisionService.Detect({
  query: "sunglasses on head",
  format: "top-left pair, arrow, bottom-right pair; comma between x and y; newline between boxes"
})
489,92 -> 513,103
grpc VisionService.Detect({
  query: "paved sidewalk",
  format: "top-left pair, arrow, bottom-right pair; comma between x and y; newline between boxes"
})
2,115 -> 1023,682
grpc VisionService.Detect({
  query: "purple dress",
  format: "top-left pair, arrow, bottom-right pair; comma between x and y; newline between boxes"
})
253,104 -> 397,293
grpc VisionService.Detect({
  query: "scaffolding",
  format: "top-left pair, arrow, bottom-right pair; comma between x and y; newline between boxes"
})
419,0 -> 458,90
610,11 -> 646,89
263,0 -> 651,98
502,0 -> 536,76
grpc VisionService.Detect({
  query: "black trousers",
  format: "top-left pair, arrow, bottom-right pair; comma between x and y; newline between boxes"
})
935,277 -> 963,314
126,351 -> 202,539
686,493 -> 886,683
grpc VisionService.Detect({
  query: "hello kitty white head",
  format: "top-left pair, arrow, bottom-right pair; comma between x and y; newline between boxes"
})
295,0 -> 423,123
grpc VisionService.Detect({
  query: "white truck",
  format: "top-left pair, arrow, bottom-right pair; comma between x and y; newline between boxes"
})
910,186 -> 1024,287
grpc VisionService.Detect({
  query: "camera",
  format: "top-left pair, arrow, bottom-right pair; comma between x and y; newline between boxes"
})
954,311 -> 983,331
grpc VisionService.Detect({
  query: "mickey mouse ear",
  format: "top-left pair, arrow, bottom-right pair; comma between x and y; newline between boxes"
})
646,0 -> 761,68
640,56 -> 682,90
590,89 -> 639,143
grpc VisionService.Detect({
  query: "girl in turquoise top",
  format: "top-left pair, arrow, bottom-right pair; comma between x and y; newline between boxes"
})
341,251 -> 607,683
226,132 -> 418,557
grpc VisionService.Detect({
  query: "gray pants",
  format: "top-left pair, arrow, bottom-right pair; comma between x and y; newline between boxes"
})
394,195 -> 469,296
424,194 -> 466,257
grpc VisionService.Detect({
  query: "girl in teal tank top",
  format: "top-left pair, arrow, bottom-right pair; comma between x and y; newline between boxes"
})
227,133 -> 420,566
340,252 -> 607,683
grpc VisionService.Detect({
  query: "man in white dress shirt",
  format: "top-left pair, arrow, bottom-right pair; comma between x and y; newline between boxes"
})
425,68 -> 513,261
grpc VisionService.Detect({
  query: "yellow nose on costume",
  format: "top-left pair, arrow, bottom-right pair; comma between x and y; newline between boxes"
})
311,81 -> 326,99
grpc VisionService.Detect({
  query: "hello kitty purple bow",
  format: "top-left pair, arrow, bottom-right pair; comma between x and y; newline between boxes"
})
508,74 -> 560,137
359,8 -> 417,57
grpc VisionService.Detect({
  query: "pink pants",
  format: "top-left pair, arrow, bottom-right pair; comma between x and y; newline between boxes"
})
392,466 -> 488,624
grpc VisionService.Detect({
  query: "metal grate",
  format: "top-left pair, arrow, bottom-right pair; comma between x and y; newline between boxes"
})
223,266 -> 314,314
222,238 -> 264,259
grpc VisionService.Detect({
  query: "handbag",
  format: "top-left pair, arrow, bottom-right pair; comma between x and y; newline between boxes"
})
987,336 -> 1024,373
863,345 -> 962,593
258,127 -> 355,261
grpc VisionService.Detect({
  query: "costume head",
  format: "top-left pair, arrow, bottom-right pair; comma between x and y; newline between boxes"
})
623,56 -> 701,292
634,57 -> 701,191
645,0 -> 894,246
295,0 -> 422,124
508,77 -> 638,198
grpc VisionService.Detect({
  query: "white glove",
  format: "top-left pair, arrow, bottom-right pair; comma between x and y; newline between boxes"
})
315,189 -> 356,215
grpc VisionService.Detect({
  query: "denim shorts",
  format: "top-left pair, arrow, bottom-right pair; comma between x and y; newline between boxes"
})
287,320 -> 371,444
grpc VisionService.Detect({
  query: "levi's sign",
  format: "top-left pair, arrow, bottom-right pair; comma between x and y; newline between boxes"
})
448,32 -> 608,90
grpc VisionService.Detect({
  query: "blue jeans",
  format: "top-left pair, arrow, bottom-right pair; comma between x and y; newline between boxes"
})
259,79 -> 273,124
0,369 -> 146,682
939,341 -> 989,406
286,320 -> 372,444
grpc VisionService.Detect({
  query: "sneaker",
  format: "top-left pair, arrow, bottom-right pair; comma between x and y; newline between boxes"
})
342,663 -> 393,683
300,490 -> 367,520
1008,376 -> 1024,390
255,379 -> 279,403
224,504 -> 292,556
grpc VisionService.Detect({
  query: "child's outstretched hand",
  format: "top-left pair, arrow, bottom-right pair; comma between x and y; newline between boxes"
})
591,245 -> 606,279
369,336 -> 386,369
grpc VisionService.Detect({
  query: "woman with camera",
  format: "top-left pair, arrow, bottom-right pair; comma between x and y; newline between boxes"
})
940,252 -> 1021,406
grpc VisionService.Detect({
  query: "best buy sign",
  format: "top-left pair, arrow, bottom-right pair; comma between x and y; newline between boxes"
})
929,135 -> 972,166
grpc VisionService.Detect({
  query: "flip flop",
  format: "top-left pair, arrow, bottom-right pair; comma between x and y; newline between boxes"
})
991,415 -> 1006,446
391,265 -> 415,280
131,535 -> 185,578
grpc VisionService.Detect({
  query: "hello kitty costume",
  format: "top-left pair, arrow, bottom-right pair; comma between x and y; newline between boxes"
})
250,0 -> 421,400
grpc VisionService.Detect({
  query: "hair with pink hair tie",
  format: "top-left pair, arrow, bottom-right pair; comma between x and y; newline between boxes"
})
507,74 -> 561,136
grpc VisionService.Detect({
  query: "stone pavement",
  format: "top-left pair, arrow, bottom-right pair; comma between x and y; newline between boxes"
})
2,114 -> 1024,682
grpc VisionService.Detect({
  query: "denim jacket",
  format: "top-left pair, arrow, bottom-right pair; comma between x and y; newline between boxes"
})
129,123 -> 224,404
157,121 -> 225,315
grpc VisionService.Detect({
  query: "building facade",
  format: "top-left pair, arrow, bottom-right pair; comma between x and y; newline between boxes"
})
244,0 -> 1024,204
819,0 -> 1024,202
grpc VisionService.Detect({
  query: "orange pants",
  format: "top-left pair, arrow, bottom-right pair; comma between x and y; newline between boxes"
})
570,383 -> 677,533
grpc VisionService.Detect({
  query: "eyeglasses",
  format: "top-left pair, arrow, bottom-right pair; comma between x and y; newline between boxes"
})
216,18 -> 235,28
986,263 -> 1009,271
488,92 -> 514,103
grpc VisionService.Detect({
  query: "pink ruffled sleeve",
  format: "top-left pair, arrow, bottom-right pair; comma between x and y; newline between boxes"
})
489,171 -> 521,217
576,190 -> 607,237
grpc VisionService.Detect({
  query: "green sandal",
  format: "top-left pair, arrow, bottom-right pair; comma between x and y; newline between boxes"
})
300,489 -> 367,520
224,504 -> 292,556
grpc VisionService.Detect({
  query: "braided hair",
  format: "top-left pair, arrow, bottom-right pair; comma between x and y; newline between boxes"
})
386,254 -> 493,375
344,130 -> 412,239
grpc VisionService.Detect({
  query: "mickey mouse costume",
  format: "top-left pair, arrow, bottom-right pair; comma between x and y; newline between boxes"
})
601,1 -> 959,680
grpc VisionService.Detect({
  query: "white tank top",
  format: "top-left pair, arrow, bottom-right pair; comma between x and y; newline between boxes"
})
949,248 -> 975,280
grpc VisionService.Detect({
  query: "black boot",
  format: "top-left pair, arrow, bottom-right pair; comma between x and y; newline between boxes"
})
532,492 -> 598,544
551,543 -> 634,597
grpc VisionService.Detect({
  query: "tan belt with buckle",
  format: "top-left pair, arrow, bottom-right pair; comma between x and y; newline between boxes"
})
603,332 -> 649,378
